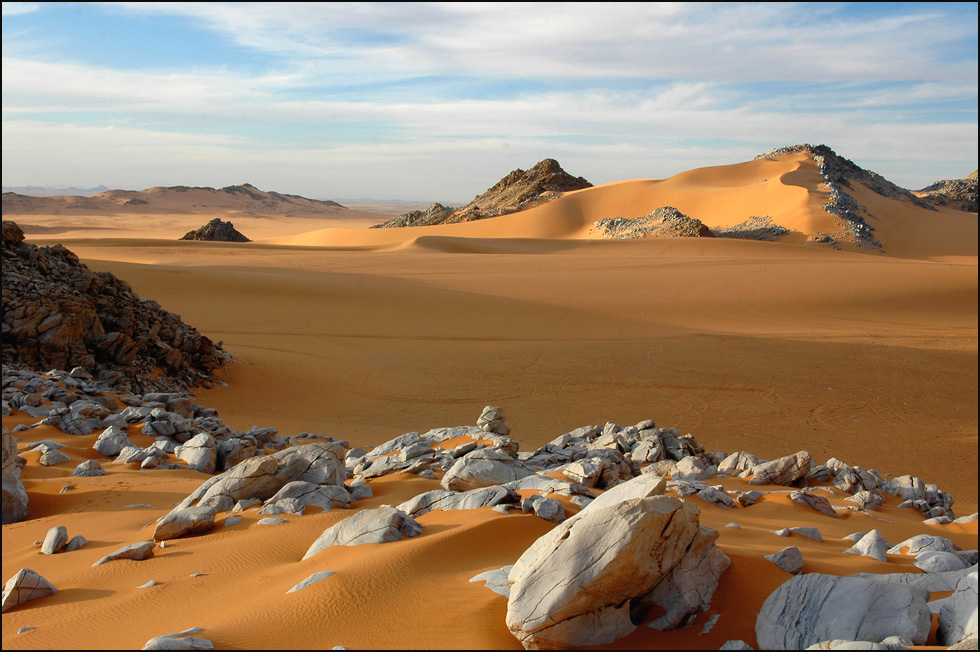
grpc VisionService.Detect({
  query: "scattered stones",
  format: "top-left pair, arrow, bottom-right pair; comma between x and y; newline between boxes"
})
92,541 -> 156,566
302,508 -> 422,559
287,571 -> 335,593
766,546 -> 804,574
755,573 -> 932,649
1,569 -> 57,613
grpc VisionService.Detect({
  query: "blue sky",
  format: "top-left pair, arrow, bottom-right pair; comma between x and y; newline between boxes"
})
2,2 -> 977,201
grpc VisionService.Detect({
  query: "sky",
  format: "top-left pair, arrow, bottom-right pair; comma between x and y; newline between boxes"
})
2,2 -> 977,202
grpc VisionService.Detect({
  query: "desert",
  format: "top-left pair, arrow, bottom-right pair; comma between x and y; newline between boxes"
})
3,3 -> 978,650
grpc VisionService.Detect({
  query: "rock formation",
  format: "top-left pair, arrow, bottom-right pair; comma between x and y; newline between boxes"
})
2,220 -> 227,393
592,206 -> 714,239
372,159 -> 591,228
180,218 -> 251,243
2,429 -> 29,524
916,170 -> 978,213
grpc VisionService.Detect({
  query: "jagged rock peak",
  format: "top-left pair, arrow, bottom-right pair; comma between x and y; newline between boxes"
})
180,219 -> 251,243
373,159 -> 592,228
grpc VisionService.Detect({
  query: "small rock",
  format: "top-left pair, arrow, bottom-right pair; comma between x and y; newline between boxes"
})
257,517 -> 286,525
92,541 -> 156,566
41,526 -> 69,555
843,530 -> 891,563
2,569 -> 58,613
766,546 -> 804,574
137,580 -> 157,589
790,491 -> 839,518
287,571 -> 335,593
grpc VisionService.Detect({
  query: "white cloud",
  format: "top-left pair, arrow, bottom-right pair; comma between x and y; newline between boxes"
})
1,2 -> 39,17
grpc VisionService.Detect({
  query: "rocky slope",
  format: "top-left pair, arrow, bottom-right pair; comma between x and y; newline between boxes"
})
1,221 -> 226,394
180,219 -> 251,242
756,144 -> 941,252
1,183 -> 345,217
372,159 -> 591,228
916,171 -> 978,213
592,207 -> 714,239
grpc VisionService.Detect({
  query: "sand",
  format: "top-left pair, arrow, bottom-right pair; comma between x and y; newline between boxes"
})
3,150 -> 977,649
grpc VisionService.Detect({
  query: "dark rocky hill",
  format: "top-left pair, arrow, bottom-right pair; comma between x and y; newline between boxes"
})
180,218 -> 251,242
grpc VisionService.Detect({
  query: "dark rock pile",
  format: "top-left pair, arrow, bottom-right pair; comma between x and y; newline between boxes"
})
180,218 -> 250,242
712,215 -> 790,241
592,206 -> 714,239
917,171 -> 978,213
2,221 -> 227,393
372,159 -> 591,228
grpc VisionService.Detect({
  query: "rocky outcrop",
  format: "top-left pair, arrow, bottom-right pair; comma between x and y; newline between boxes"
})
372,159 -> 591,228
505,495 -> 727,648
2,221 -> 227,393
592,206 -> 714,239
756,144 -> 938,252
712,215 -> 790,241
938,570 -> 978,646
916,171 -> 978,213
755,573 -> 932,649
92,541 -> 157,566
180,218 -> 250,243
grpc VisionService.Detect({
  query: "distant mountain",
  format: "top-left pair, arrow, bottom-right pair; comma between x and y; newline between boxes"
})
2,185 -> 111,197
915,171 -> 978,213
1,183 -> 347,217
372,159 -> 591,228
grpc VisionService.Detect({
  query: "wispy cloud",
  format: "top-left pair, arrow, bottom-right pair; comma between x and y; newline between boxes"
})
1,3 -> 40,17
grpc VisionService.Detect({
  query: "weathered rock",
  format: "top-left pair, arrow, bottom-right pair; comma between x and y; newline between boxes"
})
441,447 -> 535,492
674,456 -> 711,482
470,566 -> 514,597
175,433 -> 217,474
844,530 -> 891,563
2,569 -> 57,613
72,459 -> 105,477
92,541 -> 156,566
302,508 -> 422,560
38,447 -> 71,466
562,460 -> 602,487
938,570 -> 978,646
766,546 -> 804,574
915,551 -> 970,574
287,570 -> 335,593
264,481 -> 351,513
153,507 -> 217,541
888,535 -> 960,556
41,526 -> 69,555
718,451 -> 759,474
847,491 -> 883,511
505,495 -> 712,648
755,573 -> 931,649
582,473 -> 666,513
749,451 -> 811,486
141,627 -> 214,650
640,525 -> 731,630
397,486 -> 519,518
93,426 -> 133,457
790,490 -> 839,518
2,431 -> 29,524
64,535 -> 88,551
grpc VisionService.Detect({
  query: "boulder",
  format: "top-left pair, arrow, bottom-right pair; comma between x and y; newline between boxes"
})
844,530 -> 891,563
397,486 -> 519,518
916,552 -> 970,574
153,507 -> 217,541
888,535 -> 960,556
766,546 -> 804,574
441,448 -> 535,492
264,481 -> 351,513
93,426 -> 133,457
1,569 -> 57,613
582,473 -> 666,513
175,433 -> 217,474
92,541 -> 157,566
790,491 -> 839,518
39,448 -> 71,466
141,627 -> 214,650
505,495 -> 719,648
72,459 -> 105,477
755,574 -> 931,649
674,456 -> 711,482
938,571 -> 978,646
718,451 -> 759,474
749,451 -> 812,486
302,508 -> 422,560
41,526 -> 69,555
2,431 -> 29,524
